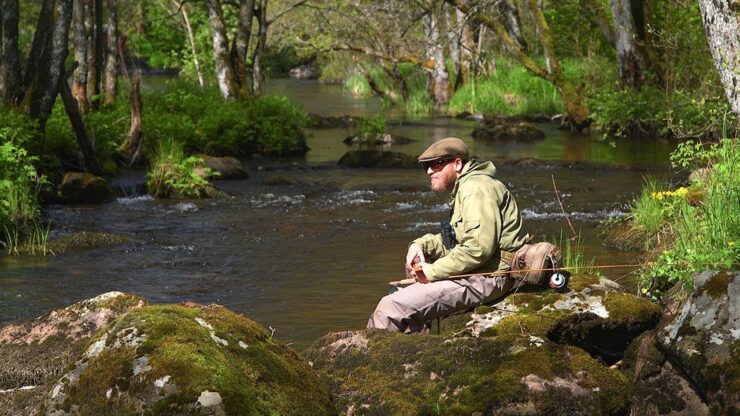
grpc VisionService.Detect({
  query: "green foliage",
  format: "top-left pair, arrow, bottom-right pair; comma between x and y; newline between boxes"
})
355,115 -> 386,143
589,87 -> 736,139
143,80 -> 308,158
638,139 -> 740,294
0,116 -> 48,254
448,59 -> 566,116
630,177 -> 671,234
555,231 -> 596,275
145,138 -> 216,199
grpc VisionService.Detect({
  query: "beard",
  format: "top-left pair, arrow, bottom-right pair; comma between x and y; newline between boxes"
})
429,168 -> 457,193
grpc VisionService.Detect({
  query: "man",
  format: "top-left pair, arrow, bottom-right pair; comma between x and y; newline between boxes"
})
367,137 -> 530,332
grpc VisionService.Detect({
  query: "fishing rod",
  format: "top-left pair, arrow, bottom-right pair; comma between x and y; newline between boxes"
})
388,261 -> 727,287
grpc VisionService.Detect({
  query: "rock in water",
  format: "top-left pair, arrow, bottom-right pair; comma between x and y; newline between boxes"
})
472,119 -> 546,141
337,150 -> 418,168
44,303 -> 336,416
196,155 -> 248,180
59,172 -> 113,204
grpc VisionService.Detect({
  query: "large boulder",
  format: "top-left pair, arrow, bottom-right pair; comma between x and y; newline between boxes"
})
196,155 -> 248,180
472,119 -> 546,141
342,134 -> 414,146
59,172 -> 113,204
338,150 -> 418,168
0,292 -> 146,415
622,331 -> 710,415
44,303 -> 336,416
305,275 -> 661,415
655,270 -> 739,414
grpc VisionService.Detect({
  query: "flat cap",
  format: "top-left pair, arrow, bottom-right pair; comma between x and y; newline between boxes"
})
418,137 -> 469,162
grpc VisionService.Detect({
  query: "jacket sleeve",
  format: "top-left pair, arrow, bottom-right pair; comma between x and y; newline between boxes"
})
425,181 -> 503,281
412,233 -> 447,261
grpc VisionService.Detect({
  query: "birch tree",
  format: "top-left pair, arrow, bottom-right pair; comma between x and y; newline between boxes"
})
205,0 -> 239,99
610,0 -> 649,89
103,0 -> 119,105
72,0 -> 89,112
698,0 -> 740,114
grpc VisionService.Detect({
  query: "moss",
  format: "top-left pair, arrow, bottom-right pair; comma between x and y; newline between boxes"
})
602,292 -> 662,325
47,231 -> 132,254
567,274 -> 602,292
495,309 -> 571,338
306,330 -> 630,415
701,271 -> 731,299
60,304 -> 335,415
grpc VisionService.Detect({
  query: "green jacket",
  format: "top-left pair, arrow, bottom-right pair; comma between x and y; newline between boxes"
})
413,160 -> 530,281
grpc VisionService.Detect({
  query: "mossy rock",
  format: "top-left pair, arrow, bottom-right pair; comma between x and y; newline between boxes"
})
46,231 -> 132,255
442,276 -> 661,365
472,120 -> 546,141
0,292 -> 146,416
304,329 -> 630,415
337,150 -> 418,168
59,172 -> 114,205
621,331 -> 709,415
656,270 -> 739,414
44,303 -> 336,416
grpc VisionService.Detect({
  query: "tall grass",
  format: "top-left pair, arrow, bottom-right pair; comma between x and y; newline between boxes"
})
630,177 -> 669,234
448,59 -> 567,116
556,231 -> 596,275
146,138 -> 215,199
639,138 -> 739,293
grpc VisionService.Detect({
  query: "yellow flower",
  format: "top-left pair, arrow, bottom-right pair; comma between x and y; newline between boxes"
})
674,187 -> 689,197
729,241 -> 736,247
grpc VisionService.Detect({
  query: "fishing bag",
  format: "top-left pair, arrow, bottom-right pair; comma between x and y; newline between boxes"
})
510,242 -> 564,286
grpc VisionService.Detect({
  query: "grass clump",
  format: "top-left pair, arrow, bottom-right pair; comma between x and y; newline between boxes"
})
634,138 -> 739,295
0,119 -> 50,255
448,58 -> 567,116
355,115 -> 386,143
145,138 -> 217,199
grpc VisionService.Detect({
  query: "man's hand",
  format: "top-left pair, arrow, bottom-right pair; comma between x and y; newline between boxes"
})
413,262 -> 432,284
405,243 -> 426,279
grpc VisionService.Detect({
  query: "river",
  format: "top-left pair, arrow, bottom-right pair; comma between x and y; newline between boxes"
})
0,79 -> 676,351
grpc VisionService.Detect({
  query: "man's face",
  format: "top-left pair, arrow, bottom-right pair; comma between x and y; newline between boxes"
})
423,158 -> 459,192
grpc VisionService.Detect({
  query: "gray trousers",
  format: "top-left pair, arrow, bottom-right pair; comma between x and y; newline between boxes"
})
367,275 -> 514,332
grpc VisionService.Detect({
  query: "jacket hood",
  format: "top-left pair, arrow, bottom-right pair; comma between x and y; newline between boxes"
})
448,160 -> 497,202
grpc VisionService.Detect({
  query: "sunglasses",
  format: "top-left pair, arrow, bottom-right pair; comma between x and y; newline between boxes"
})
421,158 -> 454,172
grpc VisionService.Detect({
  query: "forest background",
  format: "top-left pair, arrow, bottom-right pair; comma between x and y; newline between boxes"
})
0,0 -> 738,290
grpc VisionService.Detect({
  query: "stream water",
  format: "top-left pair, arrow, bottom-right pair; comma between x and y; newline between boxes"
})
0,79 -> 677,351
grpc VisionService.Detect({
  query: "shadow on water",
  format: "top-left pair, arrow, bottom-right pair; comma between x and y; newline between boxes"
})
0,79 -> 676,351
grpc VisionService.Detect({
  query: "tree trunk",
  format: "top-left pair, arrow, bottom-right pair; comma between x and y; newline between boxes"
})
120,71 -> 142,165
252,0 -> 268,96
445,0 -> 590,128
1,0 -> 22,105
444,3 -> 460,67
454,8 -> 473,90
103,0 -> 118,105
610,0 -> 649,89
90,0 -> 103,109
205,0 -> 238,99
499,0 -> 527,51
60,66 -> 100,174
132,2 -> 146,36
424,8 -> 451,109
72,0 -> 89,113
698,0 -> 740,114
174,1 -> 204,88
21,0 -> 55,110
28,0 -> 74,130
233,0 -> 255,98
